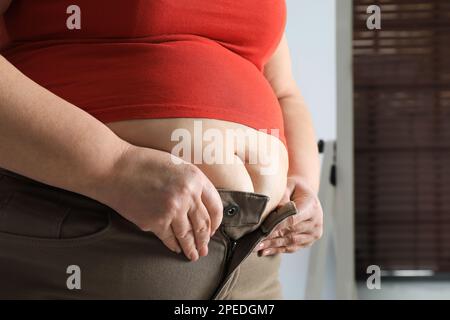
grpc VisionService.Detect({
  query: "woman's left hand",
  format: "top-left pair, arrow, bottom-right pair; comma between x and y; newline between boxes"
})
255,176 -> 323,256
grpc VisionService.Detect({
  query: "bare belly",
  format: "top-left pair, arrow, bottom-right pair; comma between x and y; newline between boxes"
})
106,118 -> 289,217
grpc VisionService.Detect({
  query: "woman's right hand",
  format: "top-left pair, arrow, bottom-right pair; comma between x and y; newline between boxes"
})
95,144 -> 224,261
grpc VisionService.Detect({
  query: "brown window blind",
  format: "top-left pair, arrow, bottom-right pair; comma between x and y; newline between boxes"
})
353,0 -> 450,278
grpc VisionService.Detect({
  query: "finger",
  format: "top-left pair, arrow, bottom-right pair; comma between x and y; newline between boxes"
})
270,220 -> 316,239
265,227 -> 284,240
272,199 -> 317,234
284,242 -> 314,253
271,213 -> 302,235
153,225 -> 182,254
263,237 -> 288,248
259,234 -> 313,251
278,178 -> 296,206
260,242 -> 314,256
258,247 -> 286,256
254,223 -> 314,252
172,215 -> 198,261
188,200 -> 211,257
201,182 -> 223,235
252,227 -> 287,253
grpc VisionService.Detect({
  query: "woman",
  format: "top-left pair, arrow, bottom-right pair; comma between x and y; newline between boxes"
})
0,0 -> 323,299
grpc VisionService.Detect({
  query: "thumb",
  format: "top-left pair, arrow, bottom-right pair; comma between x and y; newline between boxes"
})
278,178 -> 296,207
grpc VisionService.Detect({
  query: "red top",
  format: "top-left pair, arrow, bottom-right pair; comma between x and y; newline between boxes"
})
2,0 -> 287,144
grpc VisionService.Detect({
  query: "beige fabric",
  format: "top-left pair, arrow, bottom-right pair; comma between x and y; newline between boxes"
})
219,252 -> 283,300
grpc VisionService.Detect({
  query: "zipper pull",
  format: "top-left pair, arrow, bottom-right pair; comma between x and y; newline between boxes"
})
231,241 -> 237,253
226,240 -> 238,261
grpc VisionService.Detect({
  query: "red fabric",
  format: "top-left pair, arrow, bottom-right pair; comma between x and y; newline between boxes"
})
2,0 -> 287,144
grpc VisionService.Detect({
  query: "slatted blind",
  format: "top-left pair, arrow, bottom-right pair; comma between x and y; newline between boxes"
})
353,0 -> 450,278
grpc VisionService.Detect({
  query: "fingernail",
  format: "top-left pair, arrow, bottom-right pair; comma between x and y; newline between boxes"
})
171,246 -> 181,254
259,242 -> 265,249
199,245 -> 208,257
263,249 -> 271,256
190,251 -> 199,261
200,240 -> 209,253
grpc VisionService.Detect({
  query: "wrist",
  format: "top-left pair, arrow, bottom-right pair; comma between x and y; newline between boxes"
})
88,142 -> 178,209
82,138 -> 134,204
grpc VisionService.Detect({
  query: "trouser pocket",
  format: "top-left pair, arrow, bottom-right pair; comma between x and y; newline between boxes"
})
0,174 -> 110,241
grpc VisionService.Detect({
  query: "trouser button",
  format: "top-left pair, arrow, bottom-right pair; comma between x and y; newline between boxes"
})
224,204 -> 240,217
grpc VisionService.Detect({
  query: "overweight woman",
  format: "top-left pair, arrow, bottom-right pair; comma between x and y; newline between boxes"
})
0,0 -> 323,299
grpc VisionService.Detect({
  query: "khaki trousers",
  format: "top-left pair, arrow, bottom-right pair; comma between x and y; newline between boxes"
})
0,168 -> 296,299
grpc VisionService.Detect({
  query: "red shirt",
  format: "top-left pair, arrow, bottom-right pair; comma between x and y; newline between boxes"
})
2,0 -> 287,144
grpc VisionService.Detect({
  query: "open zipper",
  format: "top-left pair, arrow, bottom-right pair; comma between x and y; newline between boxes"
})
222,226 -> 237,265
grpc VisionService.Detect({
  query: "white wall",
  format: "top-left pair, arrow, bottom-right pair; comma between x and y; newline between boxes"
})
280,0 -> 337,299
